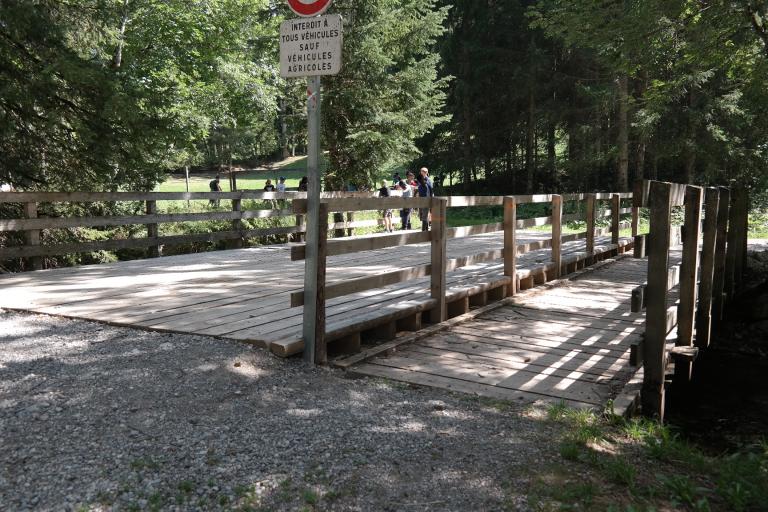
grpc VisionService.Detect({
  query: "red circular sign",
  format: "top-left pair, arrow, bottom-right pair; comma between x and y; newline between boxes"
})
287,0 -> 332,17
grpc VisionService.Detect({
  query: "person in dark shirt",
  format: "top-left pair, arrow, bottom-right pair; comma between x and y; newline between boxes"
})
378,180 -> 393,232
417,174 -> 432,231
209,176 -> 222,207
263,179 -> 276,192
298,176 -> 308,192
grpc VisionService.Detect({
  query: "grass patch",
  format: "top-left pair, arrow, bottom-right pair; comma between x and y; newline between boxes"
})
531,404 -> 768,511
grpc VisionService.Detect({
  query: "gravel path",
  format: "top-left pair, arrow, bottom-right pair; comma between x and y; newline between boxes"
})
0,310 -> 562,512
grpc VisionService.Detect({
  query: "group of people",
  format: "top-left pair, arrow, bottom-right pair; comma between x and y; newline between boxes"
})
378,167 -> 435,232
208,175 -> 293,206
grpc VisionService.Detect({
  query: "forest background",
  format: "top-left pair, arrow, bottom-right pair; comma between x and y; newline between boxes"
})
3,0 -> 768,196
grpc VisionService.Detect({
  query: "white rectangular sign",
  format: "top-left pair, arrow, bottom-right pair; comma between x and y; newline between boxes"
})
280,14 -> 343,78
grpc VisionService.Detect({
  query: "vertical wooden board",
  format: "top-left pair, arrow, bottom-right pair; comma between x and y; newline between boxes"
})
231,198 -> 244,249
731,188 -> 748,291
632,180 -> 642,237
724,188 -> 741,301
145,200 -> 160,258
611,193 -> 621,245
675,186 -> 702,384
586,194 -> 596,258
503,196 -> 517,296
712,187 -> 730,321
695,188 -> 719,349
430,198 -> 447,322
551,195 -> 563,278
642,181 -> 672,420
23,202 -> 43,270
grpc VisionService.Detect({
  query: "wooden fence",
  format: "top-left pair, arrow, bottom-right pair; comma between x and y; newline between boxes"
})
631,180 -> 749,420
0,190 -> 395,270
290,191 -> 635,363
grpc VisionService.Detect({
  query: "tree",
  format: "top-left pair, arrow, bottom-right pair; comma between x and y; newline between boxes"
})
319,0 -> 450,189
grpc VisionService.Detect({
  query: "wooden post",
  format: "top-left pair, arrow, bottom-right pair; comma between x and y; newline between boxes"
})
712,187 -> 730,322
730,188 -> 748,292
311,203 -> 328,364
551,195 -> 562,278
642,181 -> 672,420
586,193 -> 596,261
24,202 -> 43,270
145,200 -> 160,258
231,198 -> 243,249
430,197 -> 447,323
346,211 -> 354,237
184,165 -> 190,208
695,187 -> 719,349
295,214 -> 305,243
611,193 -> 621,246
503,196 -> 517,296
724,188 -> 741,301
675,186 -> 703,384
631,180 -> 642,238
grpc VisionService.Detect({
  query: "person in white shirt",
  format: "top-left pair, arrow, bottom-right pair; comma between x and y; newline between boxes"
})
276,177 -> 287,192
397,180 -> 413,230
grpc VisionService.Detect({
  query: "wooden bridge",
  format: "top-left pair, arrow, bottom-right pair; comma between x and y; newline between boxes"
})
0,181 -> 750,418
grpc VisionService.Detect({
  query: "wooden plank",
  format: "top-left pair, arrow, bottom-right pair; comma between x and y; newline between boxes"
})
0,190 -> 309,203
726,187 -> 748,296
292,196 -> 432,214
504,196 -> 517,296
712,187 -> 730,322
447,222 -> 502,239
290,263 -> 432,307
145,200 -> 160,258
551,195 -> 562,278
23,202 -> 42,270
431,198 -> 448,323
350,363 -> 594,408
642,180 -> 673,420
291,230 -> 431,261
586,194 -> 596,257
695,188 -> 719,349
0,208 -> 293,232
675,185 -> 703,384
611,193 -> 621,246
631,180 -> 642,236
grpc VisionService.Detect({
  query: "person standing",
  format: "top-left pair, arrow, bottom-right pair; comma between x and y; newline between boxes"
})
209,175 -> 222,207
276,177 -> 287,192
397,180 -> 413,230
298,176 -> 308,192
378,180 -> 393,233
263,179 -> 276,192
416,174 -> 432,231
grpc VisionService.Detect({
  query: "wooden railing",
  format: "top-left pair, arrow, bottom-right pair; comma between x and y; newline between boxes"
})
0,190 -> 392,270
631,180 -> 749,420
290,191 -> 635,363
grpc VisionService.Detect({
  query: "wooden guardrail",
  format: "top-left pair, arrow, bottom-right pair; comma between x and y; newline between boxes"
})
289,191 -> 635,364
0,190 -> 396,270
632,180 -> 749,420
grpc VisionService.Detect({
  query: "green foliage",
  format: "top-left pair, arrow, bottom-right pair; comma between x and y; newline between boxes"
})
321,0 -> 450,189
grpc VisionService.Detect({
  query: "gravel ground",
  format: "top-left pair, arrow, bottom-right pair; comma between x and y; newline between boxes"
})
0,310 -> 563,512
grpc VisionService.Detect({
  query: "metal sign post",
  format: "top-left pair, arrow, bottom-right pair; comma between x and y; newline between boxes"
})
302,75 -> 322,363
279,1 -> 342,363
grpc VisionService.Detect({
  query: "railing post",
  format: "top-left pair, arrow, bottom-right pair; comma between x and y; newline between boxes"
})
231,197 -> 244,249
631,180 -> 642,238
551,195 -> 562,278
24,202 -> 43,270
145,200 -> 160,258
675,185 -> 703,384
295,214 -> 305,243
611,193 -> 621,247
430,197 -> 447,323
695,187 -> 719,349
303,203 -> 328,364
346,211 -> 354,237
724,188 -> 741,302
728,187 -> 748,294
712,187 -> 730,323
642,181 -> 672,420
503,196 -> 517,296
586,193 -> 596,262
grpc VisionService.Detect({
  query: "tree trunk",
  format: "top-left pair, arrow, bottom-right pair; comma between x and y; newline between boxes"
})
547,122 -> 557,191
525,87 -> 535,193
617,75 -> 630,191
112,0 -> 130,69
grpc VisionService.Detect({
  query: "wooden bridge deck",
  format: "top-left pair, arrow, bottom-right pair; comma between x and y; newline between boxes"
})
0,230 -> 631,357
346,256 -> 651,409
